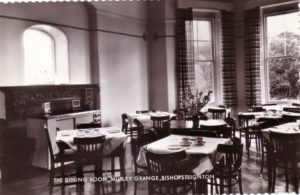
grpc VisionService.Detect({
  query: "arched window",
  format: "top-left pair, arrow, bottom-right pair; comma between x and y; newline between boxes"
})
23,25 -> 69,85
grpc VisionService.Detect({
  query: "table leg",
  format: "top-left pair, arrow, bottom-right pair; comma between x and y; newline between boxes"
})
265,141 -> 273,192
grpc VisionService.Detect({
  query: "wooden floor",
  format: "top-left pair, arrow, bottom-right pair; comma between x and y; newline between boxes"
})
0,140 -> 295,195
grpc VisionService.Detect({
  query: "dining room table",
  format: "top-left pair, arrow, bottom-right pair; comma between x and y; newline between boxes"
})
260,121 -> 300,192
137,134 -> 231,193
56,126 -> 128,156
239,110 -> 300,124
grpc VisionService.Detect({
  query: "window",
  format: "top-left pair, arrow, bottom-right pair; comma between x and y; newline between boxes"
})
191,21 -> 214,97
24,29 -> 55,84
23,25 -> 69,85
264,11 -> 300,102
186,14 -> 221,103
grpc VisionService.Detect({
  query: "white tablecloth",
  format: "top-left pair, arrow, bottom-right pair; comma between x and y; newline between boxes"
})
56,127 -> 128,156
127,112 -> 176,129
199,119 -> 226,127
261,122 -> 300,134
137,134 -> 231,175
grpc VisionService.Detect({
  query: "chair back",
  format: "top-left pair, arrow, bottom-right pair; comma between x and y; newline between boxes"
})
131,134 -> 155,170
292,103 -> 300,107
269,131 -> 300,161
173,109 -> 187,120
283,107 -> 300,113
199,124 -> 230,138
250,106 -> 266,112
208,108 -> 226,119
224,117 -> 236,138
145,150 -> 186,176
73,136 -> 105,165
132,118 -> 145,139
150,115 -> 171,138
189,130 -> 218,137
217,141 -> 243,172
121,113 -> 129,134
237,114 -> 255,129
44,127 -> 60,159
76,123 -> 101,129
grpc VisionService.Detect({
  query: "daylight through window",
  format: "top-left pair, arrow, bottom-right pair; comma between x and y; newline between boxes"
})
24,29 -> 56,84
265,11 -> 300,101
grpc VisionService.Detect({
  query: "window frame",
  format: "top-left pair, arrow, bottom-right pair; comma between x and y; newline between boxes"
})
191,10 -> 223,105
261,6 -> 299,104
23,24 -> 70,85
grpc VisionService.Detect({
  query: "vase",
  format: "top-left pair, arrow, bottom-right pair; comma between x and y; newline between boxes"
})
192,115 -> 200,129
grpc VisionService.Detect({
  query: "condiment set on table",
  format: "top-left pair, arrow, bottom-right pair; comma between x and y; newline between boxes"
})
181,136 -> 204,146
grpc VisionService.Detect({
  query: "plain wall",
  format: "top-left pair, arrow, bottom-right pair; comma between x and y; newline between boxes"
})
92,1 -> 149,126
0,2 -> 91,86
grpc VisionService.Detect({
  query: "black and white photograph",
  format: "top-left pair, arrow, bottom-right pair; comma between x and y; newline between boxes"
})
0,0 -> 300,194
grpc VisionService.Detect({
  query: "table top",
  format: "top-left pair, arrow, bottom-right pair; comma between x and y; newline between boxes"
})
239,111 -> 300,121
261,122 -> 300,135
56,127 -> 128,156
170,119 -> 227,130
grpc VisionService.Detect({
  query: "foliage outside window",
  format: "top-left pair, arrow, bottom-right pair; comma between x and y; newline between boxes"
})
186,20 -> 216,102
265,11 -> 300,101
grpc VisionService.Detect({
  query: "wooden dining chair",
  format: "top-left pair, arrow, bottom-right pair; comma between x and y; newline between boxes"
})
208,108 -> 227,119
210,139 -> 243,194
130,133 -> 156,195
74,135 -> 105,193
44,127 -> 76,186
269,132 -> 300,193
238,114 -> 260,158
145,150 -> 195,195
199,124 -> 229,138
150,115 -> 171,139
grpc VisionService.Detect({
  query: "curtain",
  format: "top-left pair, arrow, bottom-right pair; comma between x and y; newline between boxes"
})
245,8 -> 261,106
176,8 -> 194,109
221,11 -> 237,107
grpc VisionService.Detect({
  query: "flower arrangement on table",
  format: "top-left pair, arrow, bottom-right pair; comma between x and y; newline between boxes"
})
182,85 -> 213,125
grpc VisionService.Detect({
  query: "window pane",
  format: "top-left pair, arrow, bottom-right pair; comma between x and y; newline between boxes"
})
267,12 -> 300,57
286,32 -> 300,56
266,11 -> 300,101
195,62 -> 214,94
193,20 -> 211,41
194,42 -> 212,61
268,57 -> 300,100
268,36 -> 285,57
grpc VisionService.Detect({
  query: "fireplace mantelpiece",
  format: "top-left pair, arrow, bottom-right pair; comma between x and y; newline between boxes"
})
0,84 -> 99,120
